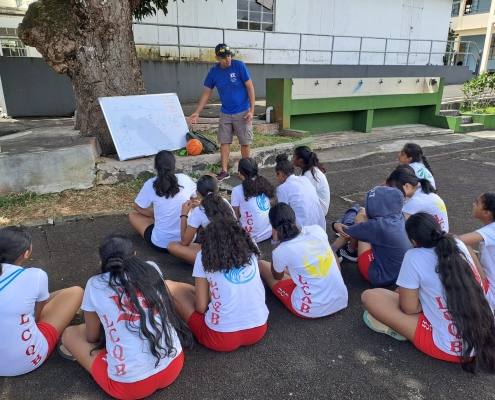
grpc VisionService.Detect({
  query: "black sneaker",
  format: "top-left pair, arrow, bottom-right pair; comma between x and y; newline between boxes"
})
216,170 -> 230,181
340,244 -> 358,262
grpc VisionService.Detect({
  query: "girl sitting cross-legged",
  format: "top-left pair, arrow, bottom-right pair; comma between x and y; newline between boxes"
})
61,234 -> 193,400
167,218 -> 269,352
168,175 -> 236,264
362,213 -> 495,372
258,202 -> 348,319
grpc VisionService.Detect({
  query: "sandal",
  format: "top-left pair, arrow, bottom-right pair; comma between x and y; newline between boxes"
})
57,338 -> 76,361
363,311 -> 407,341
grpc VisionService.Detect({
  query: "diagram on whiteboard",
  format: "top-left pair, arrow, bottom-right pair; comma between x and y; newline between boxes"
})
99,93 -> 188,161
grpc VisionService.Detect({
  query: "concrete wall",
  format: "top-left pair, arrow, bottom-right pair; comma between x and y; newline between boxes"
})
0,57 -> 473,117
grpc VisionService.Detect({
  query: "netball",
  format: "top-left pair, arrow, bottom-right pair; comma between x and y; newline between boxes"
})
186,139 -> 203,156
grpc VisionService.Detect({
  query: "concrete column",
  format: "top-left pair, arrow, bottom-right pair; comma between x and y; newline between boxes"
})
480,1 -> 495,72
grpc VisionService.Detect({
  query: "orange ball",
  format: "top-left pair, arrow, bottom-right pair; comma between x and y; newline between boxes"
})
186,139 -> 203,156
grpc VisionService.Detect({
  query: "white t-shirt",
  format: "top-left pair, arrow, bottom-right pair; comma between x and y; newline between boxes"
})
0,264 -> 50,376
231,184 -> 272,243
303,168 -> 330,216
192,252 -> 268,332
188,197 -> 235,230
397,240 -> 480,356
276,175 -> 326,230
409,162 -> 436,190
272,225 -> 348,318
476,222 -> 495,309
81,261 -> 182,383
403,189 -> 449,232
134,174 -> 197,249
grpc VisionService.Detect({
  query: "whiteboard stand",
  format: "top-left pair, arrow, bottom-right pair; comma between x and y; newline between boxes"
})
99,93 -> 188,161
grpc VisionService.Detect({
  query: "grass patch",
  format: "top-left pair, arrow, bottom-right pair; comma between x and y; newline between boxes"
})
199,131 -> 299,153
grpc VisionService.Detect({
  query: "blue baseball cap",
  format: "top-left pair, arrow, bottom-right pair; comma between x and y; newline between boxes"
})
215,43 -> 232,58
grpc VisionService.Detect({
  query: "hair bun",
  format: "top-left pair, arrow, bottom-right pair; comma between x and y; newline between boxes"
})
106,257 -> 124,271
276,154 -> 288,162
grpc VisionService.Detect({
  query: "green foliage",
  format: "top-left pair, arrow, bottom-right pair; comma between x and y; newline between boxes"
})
462,71 -> 495,113
443,26 -> 458,66
0,192 -> 43,210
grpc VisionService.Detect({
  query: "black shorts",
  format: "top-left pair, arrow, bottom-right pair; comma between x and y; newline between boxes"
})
143,224 -> 169,253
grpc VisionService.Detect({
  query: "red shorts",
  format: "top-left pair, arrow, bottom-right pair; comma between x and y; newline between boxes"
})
272,279 -> 311,319
413,313 -> 468,363
188,311 -> 267,352
37,322 -> 59,358
91,350 -> 184,400
358,249 -> 374,282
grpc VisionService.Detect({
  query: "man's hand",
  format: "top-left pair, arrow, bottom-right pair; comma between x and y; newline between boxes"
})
189,113 -> 200,125
244,110 -> 254,124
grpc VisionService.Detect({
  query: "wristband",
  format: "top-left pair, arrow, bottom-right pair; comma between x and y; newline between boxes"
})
271,239 -> 280,245
180,215 -> 188,218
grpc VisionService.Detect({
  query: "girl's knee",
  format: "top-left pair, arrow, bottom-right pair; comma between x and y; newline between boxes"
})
361,288 -> 379,306
67,286 -> 84,298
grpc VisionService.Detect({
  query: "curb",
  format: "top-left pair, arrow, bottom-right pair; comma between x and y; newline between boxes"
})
19,210 -> 133,228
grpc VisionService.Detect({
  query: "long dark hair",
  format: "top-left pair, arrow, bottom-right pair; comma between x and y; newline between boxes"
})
294,146 -> 326,181
201,219 -> 260,273
238,157 -> 275,202
406,213 -> 495,373
153,150 -> 182,198
0,226 -> 31,275
96,234 -> 193,366
386,166 -> 436,195
275,154 -> 294,176
402,143 -> 434,176
268,203 -> 300,243
481,192 -> 495,218
197,175 -> 236,222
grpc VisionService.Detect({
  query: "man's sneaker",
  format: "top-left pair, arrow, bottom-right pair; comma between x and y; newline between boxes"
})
340,244 -> 358,262
363,311 -> 407,341
216,170 -> 230,181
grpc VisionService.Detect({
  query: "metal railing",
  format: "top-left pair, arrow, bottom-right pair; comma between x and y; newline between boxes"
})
133,23 -> 481,68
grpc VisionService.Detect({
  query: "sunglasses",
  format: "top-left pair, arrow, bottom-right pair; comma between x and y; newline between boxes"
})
217,46 -> 230,55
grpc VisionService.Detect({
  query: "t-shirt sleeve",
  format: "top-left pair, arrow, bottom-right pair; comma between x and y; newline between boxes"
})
203,69 -> 215,89
477,224 -> 495,247
135,179 -> 152,209
231,186 -> 241,207
188,207 -> 203,229
81,279 -> 96,312
271,250 -> 286,274
184,175 -> 197,198
343,220 -> 379,244
402,197 -> 421,215
396,251 -> 420,289
192,252 -> 207,278
239,62 -> 252,83
36,269 -> 50,302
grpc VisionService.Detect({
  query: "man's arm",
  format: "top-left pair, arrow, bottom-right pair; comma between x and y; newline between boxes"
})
189,87 -> 213,124
244,79 -> 255,123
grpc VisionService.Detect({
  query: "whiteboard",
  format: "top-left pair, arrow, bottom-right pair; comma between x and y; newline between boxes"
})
99,93 -> 188,161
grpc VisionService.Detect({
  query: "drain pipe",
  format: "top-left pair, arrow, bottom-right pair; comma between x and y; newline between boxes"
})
266,106 -> 273,123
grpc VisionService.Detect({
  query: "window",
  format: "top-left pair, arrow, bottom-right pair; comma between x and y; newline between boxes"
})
237,0 -> 274,31
489,36 -> 495,60
464,0 -> 479,15
0,28 -> 27,57
451,2 -> 461,17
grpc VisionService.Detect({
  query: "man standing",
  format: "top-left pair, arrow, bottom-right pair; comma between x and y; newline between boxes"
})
188,43 -> 255,181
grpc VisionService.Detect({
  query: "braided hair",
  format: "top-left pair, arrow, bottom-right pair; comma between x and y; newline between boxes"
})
402,143 -> 434,176
293,146 -> 326,181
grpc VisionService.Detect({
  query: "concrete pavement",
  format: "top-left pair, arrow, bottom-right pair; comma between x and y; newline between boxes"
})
2,131 -> 495,399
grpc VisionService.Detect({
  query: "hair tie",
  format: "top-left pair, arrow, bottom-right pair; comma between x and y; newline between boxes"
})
432,230 -> 446,241
207,191 -> 213,196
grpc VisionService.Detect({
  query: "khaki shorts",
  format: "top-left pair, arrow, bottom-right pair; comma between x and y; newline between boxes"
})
218,110 -> 253,145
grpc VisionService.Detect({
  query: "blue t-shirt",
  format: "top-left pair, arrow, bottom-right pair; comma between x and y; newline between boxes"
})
204,59 -> 251,114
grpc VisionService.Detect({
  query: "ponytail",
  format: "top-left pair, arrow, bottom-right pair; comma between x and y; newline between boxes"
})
197,175 -> 236,222
152,150 -> 182,198
406,213 -> 495,373
418,178 -> 435,195
238,157 -> 275,201
386,167 -> 436,196
98,234 -> 193,366
0,226 -> 32,275
403,143 -> 434,176
268,203 -> 300,243
420,154 -> 434,176
293,146 -> 326,181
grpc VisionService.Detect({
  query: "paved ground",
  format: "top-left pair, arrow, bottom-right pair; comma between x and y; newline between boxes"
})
2,132 -> 495,399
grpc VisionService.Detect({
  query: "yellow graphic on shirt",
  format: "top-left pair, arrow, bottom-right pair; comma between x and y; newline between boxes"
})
302,240 -> 333,278
435,199 -> 447,213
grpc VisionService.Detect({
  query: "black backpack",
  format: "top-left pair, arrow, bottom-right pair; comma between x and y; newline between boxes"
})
186,131 -> 219,154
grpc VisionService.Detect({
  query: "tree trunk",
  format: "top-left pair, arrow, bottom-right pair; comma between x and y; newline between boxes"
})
18,0 -> 146,154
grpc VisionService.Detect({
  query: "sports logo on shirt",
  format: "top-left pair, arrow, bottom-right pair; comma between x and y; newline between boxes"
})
223,262 -> 256,284
256,194 -> 270,211
435,199 -> 447,213
230,72 -> 236,82
302,241 -> 333,279
417,167 -> 432,179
